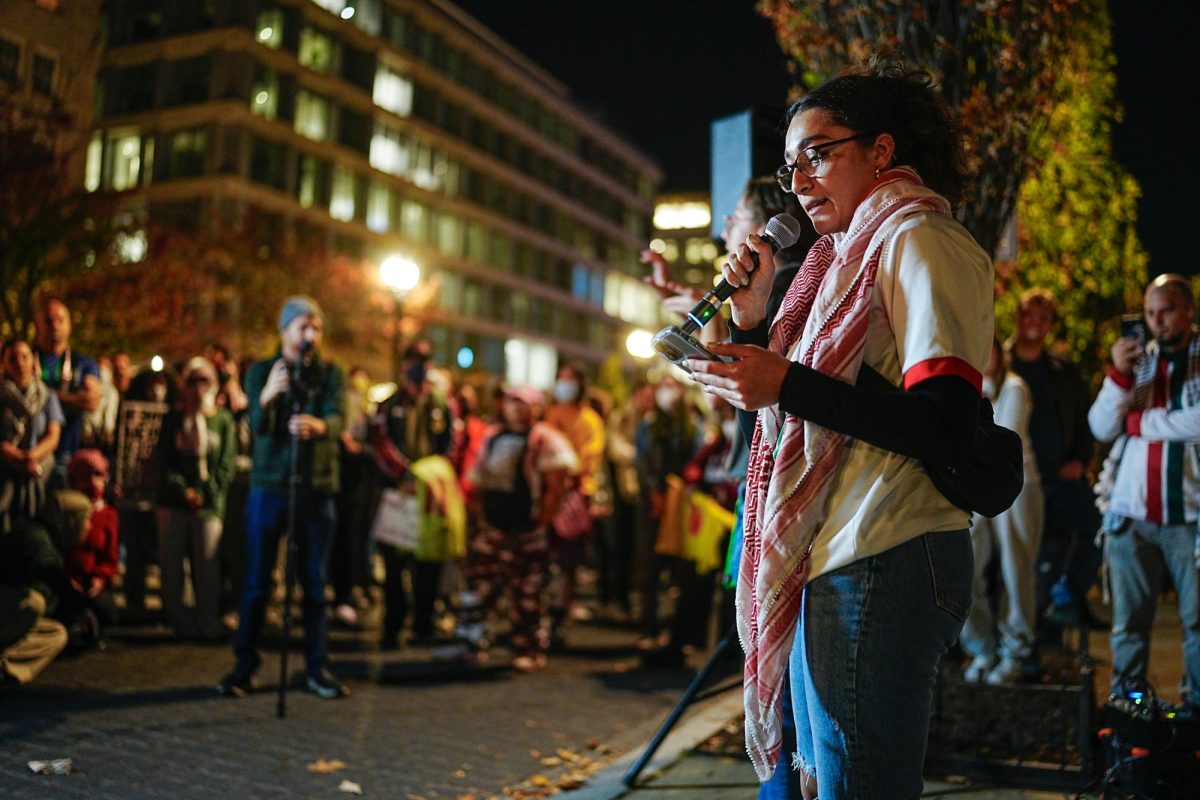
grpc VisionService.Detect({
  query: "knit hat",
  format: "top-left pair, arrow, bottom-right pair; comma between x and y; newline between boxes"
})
278,295 -> 324,332
67,449 -> 109,488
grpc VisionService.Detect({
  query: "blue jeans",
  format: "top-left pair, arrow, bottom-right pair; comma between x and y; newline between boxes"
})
1106,515 -> 1200,700
789,531 -> 972,799
759,674 -> 802,799
233,489 -> 337,676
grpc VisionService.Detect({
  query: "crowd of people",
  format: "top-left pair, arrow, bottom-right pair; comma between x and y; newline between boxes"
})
0,294 -> 749,698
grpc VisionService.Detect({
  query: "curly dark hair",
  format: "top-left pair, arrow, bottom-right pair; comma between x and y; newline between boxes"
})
784,55 -> 973,208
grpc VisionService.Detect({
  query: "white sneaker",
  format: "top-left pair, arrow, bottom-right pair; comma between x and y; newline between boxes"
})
963,654 -> 995,683
985,657 -> 1021,686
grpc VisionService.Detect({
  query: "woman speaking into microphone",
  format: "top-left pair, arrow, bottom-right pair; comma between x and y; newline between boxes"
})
685,58 -> 993,798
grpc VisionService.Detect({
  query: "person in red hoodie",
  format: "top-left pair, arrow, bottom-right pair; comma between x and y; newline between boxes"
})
59,449 -> 120,646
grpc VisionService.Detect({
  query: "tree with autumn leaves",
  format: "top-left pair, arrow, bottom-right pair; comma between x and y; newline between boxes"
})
759,0 -> 1146,375
0,98 -> 121,340
54,213 -> 417,377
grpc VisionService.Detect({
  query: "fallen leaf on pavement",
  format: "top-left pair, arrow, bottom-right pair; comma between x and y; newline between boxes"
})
538,757 -> 561,767
528,774 -> 551,787
337,779 -> 363,795
308,758 -> 349,774
452,769 -> 467,778
27,759 -> 74,775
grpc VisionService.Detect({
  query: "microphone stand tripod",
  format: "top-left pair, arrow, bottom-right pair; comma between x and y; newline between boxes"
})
277,354 -> 310,718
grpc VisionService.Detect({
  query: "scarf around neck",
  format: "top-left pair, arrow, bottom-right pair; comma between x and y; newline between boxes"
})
736,167 -> 952,780
1,376 -> 52,447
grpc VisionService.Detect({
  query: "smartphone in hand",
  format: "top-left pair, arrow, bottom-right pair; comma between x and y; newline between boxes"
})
1120,314 -> 1146,347
652,326 -> 731,373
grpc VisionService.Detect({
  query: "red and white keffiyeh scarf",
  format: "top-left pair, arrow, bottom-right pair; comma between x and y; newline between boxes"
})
737,167 -> 952,780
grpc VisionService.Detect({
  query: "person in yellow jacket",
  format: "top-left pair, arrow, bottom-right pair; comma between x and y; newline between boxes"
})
544,363 -> 605,646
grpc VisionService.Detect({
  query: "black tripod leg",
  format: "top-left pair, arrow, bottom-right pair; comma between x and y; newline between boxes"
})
622,624 -> 738,788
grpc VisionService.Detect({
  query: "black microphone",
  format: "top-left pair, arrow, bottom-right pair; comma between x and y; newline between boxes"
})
680,214 -> 804,335
291,339 -> 315,393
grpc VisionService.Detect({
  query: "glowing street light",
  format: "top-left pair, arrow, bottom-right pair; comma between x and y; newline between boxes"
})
379,255 -> 421,296
626,329 -> 655,360
150,355 -> 164,372
379,255 -> 421,382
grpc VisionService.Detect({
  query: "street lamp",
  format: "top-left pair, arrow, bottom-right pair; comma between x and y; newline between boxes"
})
379,255 -> 421,382
625,329 -> 655,360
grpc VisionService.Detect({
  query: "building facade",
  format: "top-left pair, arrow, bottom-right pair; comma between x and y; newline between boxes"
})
1,0 -> 103,180
81,0 -> 664,383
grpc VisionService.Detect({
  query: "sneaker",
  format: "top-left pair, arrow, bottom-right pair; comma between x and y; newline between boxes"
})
305,668 -> 350,699
510,653 -> 547,673
432,640 -> 487,664
333,603 -> 359,628
963,654 -> 995,683
985,657 -> 1022,686
217,670 -> 256,698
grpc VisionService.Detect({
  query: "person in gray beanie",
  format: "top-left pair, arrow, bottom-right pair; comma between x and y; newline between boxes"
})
219,295 -> 348,700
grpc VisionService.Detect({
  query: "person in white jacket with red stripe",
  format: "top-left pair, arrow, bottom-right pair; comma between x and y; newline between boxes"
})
1088,273 -> 1200,705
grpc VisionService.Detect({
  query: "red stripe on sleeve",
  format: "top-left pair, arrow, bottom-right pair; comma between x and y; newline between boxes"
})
1125,410 -> 1144,437
1107,366 -> 1135,390
902,357 -> 982,394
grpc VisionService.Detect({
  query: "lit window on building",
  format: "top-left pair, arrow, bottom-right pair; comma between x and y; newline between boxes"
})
295,90 -> 329,141
435,212 -> 462,256
373,64 -> 413,117
369,123 -> 407,176
701,241 -> 719,261
116,229 -> 148,263
168,128 -> 206,177
661,239 -> 679,263
31,53 -> 55,96
401,198 -> 428,242
251,71 -> 278,120
298,157 -> 318,208
311,0 -> 346,15
299,26 -> 336,74
411,141 -> 436,190
255,9 -> 283,49
504,338 -> 556,390
653,201 -> 711,230
366,182 -> 391,233
351,1 -> 382,35
108,131 -> 143,191
330,166 -> 356,221
685,238 -> 711,265
85,133 -> 102,192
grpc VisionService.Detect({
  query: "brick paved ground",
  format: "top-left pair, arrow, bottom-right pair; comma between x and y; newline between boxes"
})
1,614 -> 711,800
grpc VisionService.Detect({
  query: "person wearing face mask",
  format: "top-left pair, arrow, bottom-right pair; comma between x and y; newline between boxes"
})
633,375 -> 700,649
685,58 -> 991,797
370,340 -> 454,650
544,363 -> 606,645
153,357 -> 238,641
1089,274 -> 1200,709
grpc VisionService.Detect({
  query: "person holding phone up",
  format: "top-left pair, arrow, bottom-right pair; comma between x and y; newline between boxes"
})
1089,273 -> 1200,708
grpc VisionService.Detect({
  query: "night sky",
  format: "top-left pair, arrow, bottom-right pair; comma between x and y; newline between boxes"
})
454,0 -> 1198,278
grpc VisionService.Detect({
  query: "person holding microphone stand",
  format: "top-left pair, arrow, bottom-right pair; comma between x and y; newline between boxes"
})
219,296 -> 348,701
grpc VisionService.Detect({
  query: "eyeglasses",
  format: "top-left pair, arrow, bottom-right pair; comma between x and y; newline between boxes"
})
775,132 -> 876,190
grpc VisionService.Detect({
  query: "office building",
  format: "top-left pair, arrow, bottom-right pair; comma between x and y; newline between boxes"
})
81,0 -> 664,383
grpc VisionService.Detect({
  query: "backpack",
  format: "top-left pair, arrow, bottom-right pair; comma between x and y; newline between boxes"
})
925,396 -> 1024,518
